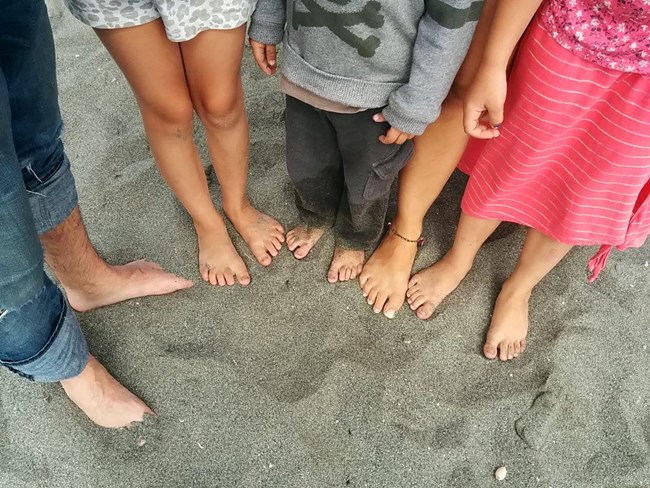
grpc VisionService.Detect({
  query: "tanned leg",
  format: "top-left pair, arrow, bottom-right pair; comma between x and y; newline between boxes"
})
180,26 -> 285,268
484,228 -> 572,361
360,0 -> 497,318
95,21 -> 251,286
406,212 -> 500,319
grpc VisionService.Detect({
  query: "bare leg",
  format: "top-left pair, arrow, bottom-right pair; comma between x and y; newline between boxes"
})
180,26 -> 285,267
61,355 -> 155,429
485,229 -> 572,361
95,21 -> 251,286
40,207 -> 193,312
360,0 -> 497,318
407,212 -> 500,319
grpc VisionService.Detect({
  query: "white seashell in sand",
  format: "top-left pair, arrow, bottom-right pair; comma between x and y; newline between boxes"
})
495,466 -> 507,481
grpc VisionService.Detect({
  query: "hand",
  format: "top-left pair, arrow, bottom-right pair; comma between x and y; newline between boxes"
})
249,38 -> 277,76
463,64 -> 507,139
373,113 -> 416,145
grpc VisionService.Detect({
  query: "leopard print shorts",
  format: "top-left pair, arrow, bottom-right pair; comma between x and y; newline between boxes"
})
65,0 -> 257,42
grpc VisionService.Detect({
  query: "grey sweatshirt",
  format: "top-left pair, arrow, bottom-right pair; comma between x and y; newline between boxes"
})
249,0 -> 483,135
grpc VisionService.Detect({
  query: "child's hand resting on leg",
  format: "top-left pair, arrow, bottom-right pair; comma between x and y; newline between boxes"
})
249,39 -> 277,76
373,113 -> 415,145
463,64 -> 507,140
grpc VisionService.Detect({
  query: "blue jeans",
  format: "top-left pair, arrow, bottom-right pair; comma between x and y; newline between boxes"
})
0,0 -> 89,382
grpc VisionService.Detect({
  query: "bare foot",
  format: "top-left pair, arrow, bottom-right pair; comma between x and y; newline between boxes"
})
195,218 -> 251,287
406,254 -> 471,320
286,225 -> 326,259
327,247 -> 365,283
65,260 -> 193,312
60,356 -> 155,429
360,232 -> 418,319
483,283 -> 529,361
226,204 -> 285,267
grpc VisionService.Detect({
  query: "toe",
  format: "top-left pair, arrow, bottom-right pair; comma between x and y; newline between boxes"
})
367,287 -> 378,306
342,267 -> 352,282
237,272 -> 251,286
499,343 -> 509,362
266,241 -> 279,257
208,268 -> 218,286
415,302 -> 435,320
513,342 -> 521,357
327,266 -> 339,283
383,295 -> 404,319
224,269 -> 235,286
507,343 -> 514,360
483,340 -> 498,359
216,273 -> 226,287
373,292 -> 388,313
294,245 -> 308,260
407,276 -> 420,290
409,294 -> 427,311
199,264 -> 210,283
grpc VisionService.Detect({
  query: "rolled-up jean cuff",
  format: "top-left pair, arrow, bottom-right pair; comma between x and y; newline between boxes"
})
3,302 -> 89,382
27,153 -> 78,235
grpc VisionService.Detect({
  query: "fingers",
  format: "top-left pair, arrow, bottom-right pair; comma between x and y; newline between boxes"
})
379,127 -> 414,145
266,44 -> 277,73
372,113 -> 387,123
249,39 -> 276,76
463,103 -> 501,140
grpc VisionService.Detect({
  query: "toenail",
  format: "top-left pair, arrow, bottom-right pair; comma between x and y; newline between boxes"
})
384,310 -> 396,319
367,299 -> 373,305
373,308 -> 380,314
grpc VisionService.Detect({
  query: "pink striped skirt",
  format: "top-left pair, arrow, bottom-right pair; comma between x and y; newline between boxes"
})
459,17 -> 650,281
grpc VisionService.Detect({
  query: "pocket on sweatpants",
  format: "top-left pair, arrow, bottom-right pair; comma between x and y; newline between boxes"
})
363,140 -> 414,201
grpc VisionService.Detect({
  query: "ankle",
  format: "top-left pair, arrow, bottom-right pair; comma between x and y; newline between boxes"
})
221,197 -> 250,219
389,216 -> 423,239
500,278 -> 533,301
443,247 -> 475,273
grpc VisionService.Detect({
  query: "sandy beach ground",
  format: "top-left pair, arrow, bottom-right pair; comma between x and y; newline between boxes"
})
1,3 -> 649,487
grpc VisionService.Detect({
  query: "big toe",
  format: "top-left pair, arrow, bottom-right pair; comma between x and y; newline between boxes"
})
415,302 -> 436,320
483,341 -> 498,360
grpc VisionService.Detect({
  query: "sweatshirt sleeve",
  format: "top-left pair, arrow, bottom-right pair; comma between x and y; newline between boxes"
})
382,0 -> 483,135
248,0 -> 287,45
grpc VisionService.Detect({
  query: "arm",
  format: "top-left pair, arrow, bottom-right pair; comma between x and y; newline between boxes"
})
380,0 -> 483,142
248,0 -> 287,75
463,0 -> 543,139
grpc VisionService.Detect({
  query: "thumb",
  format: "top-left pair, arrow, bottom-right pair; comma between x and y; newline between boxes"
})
486,103 -> 504,129
373,112 -> 387,123
266,44 -> 277,67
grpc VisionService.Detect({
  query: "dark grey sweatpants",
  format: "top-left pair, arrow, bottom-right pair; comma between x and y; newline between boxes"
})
285,96 -> 414,250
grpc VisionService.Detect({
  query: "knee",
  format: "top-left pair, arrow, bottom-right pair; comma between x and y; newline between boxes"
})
142,95 -> 194,131
195,93 -> 242,130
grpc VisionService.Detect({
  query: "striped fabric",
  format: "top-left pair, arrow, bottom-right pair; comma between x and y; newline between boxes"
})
459,17 -> 650,281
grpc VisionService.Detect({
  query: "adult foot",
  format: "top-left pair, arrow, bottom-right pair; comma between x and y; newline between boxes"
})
483,283 -> 529,361
406,254 -> 471,320
286,225 -> 326,259
226,204 -> 285,267
360,230 -> 419,319
61,356 -> 155,429
65,260 -> 193,312
327,247 -> 365,283
195,218 -> 251,287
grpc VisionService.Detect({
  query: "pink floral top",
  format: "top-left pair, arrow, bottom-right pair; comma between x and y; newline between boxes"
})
542,0 -> 650,74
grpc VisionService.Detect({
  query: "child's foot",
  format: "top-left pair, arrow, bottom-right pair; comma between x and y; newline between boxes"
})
61,356 -> 155,429
483,283 -> 530,361
286,225 -> 326,259
360,230 -> 419,319
327,247 -> 365,283
195,218 -> 251,286
406,254 -> 471,319
226,204 -> 285,267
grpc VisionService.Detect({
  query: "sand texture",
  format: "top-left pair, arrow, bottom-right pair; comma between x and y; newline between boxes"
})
1,3 -> 649,487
